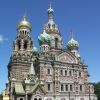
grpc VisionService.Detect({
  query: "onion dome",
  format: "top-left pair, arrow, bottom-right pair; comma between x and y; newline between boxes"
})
67,37 -> 79,51
33,47 -> 38,53
38,29 -> 51,45
45,3 -> 59,32
17,16 -> 31,30
47,4 -> 54,14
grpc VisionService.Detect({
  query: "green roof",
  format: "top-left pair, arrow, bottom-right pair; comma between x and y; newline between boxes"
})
38,29 -> 51,45
31,80 -> 46,94
15,82 -> 25,95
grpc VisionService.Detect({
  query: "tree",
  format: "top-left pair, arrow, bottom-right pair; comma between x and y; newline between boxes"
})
94,82 -> 100,100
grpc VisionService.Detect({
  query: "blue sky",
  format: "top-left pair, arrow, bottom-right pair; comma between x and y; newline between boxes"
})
0,0 -> 100,93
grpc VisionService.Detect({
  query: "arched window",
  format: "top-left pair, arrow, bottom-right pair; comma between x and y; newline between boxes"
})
55,38 -> 58,48
80,85 -> 82,91
79,72 -> 81,77
20,98 -> 23,100
48,24 -> 50,28
25,31 -> 26,35
65,70 -> 67,76
48,84 -> 50,91
52,24 -> 55,28
70,85 -> 73,91
24,40 -> 27,50
47,69 -> 50,74
23,30 -> 24,34
34,98 -> 37,100
61,84 -> 64,91
18,40 -> 21,50
60,70 -> 63,75
66,85 -> 68,91
69,70 -> 72,76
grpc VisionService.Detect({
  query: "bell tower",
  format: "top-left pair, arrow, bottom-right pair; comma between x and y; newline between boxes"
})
8,16 -> 34,81
13,16 -> 33,52
44,3 -> 62,49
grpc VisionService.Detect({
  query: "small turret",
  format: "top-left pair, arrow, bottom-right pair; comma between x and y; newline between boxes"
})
67,31 -> 80,58
38,29 -> 51,53
44,3 -> 59,32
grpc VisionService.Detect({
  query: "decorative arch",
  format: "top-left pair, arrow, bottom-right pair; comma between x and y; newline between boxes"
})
58,52 -> 78,64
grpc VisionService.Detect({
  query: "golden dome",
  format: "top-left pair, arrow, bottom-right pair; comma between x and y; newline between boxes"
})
17,16 -> 31,30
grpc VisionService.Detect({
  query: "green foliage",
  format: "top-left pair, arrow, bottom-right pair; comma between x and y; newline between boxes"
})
94,82 -> 100,100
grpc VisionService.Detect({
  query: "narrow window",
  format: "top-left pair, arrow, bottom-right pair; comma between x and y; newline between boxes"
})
48,24 -> 50,28
47,69 -> 50,75
52,24 -> 55,28
69,70 -> 72,76
70,85 -> 73,91
61,84 -> 64,91
55,38 -> 58,48
80,85 -> 82,91
65,70 -> 67,76
60,70 -> 63,75
66,85 -> 68,91
79,72 -> 81,77
48,84 -> 50,91
24,41 -> 27,50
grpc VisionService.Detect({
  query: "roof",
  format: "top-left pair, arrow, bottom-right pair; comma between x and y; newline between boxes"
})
15,82 -> 25,95
31,80 -> 46,94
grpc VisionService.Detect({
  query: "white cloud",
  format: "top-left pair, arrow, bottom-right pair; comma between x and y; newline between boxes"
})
0,34 -> 8,43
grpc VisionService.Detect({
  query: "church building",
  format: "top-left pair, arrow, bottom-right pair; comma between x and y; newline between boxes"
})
1,4 -> 97,100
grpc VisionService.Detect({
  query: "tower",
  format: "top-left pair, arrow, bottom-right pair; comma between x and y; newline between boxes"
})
1,4 -> 97,100
8,16 -> 34,81
67,31 -> 80,59
38,28 -> 51,58
44,3 -> 62,49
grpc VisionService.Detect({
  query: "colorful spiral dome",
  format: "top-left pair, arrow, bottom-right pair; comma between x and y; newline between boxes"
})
67,37 -> 79,51
38,29 -> 51,45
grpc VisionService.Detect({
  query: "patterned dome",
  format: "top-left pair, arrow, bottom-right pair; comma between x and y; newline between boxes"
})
38,29 -> 51,45
47,7 -> 54,14
18,16 -> 31,30
67,37 -> 79,50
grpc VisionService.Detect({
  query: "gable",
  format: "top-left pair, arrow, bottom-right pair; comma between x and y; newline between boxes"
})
58,52 -> 78,64
31,80 -> 46,95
